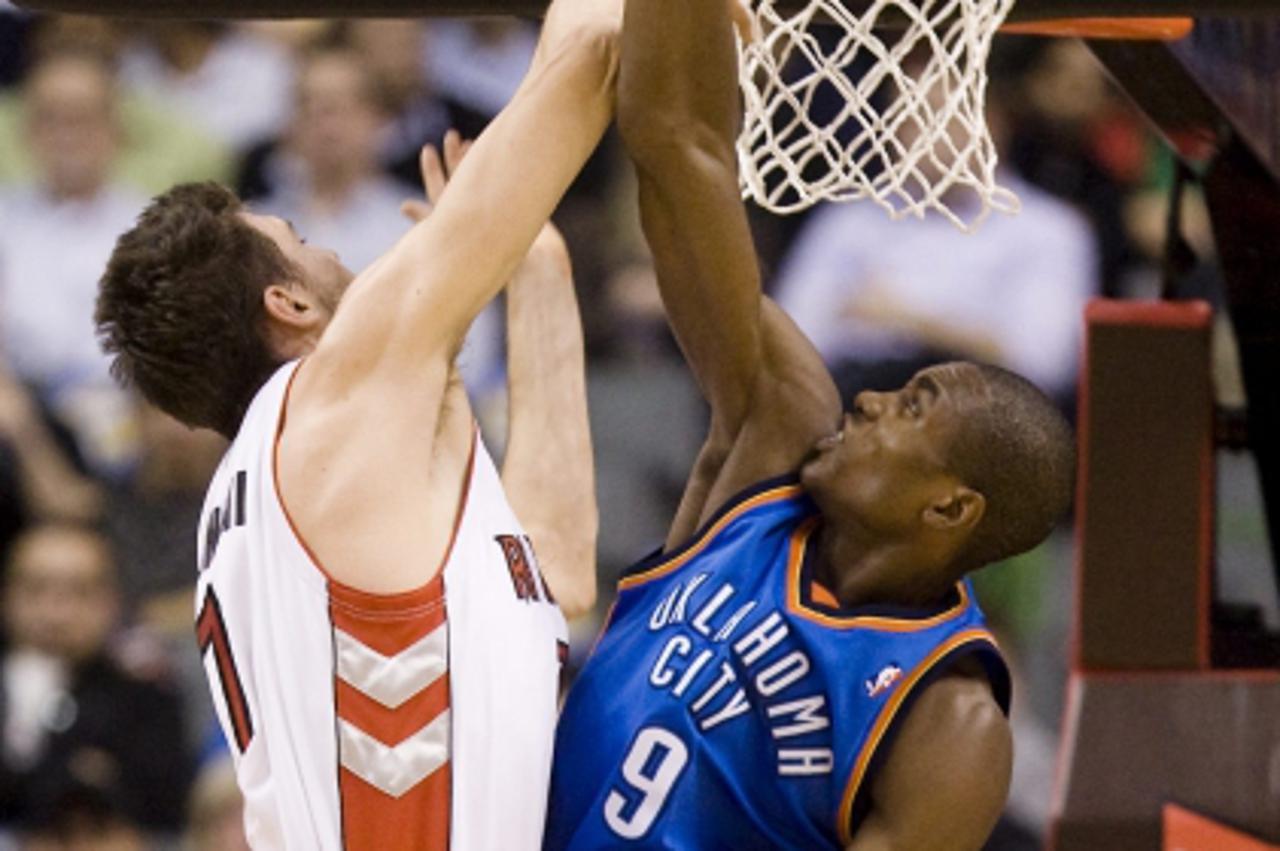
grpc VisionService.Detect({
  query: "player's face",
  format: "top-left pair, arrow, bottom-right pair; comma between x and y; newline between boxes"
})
240,212 -> 354,319
801,363 -> 980,537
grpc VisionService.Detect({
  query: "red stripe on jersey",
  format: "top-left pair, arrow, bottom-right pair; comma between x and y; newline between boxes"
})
339,761 -> 450,850
196,590 -> 254,752
336,673 -> 451,748
329,588 -> 452,849
329,575 -> 447,657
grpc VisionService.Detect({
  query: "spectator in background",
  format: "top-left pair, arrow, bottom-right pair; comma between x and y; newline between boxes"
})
584,259 -> 703,616
0,524 -> 193,837
0,47 -> 142,478
186,756 -> 250,851
106,405 -> 223,619
16,776 -> 146,851
0,365 -> 101,560
105,404 -> 225,751
251,42 -> 413,274
119,21 -> 292,153
0,18 -> 233,194
1003,39 -> 1154,298
424,19 -> 537,133
348,19 -> 454,188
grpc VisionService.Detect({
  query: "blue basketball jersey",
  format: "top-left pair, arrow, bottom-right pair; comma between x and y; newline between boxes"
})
545,476 -> 1010,850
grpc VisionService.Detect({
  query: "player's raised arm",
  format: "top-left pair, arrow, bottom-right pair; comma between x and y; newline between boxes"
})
303,0 -> 619,401
500,225 -> 598,619
618,0 -> 840,533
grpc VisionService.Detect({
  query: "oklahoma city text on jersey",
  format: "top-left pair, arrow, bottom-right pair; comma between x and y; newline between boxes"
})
645,571 -> 835,776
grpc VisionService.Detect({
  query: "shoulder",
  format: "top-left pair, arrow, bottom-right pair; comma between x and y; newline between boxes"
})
891,670 -> 1011,759
855,671 -> 1011,851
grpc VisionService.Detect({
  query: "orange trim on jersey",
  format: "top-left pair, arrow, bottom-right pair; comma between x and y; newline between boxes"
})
618,484 -> 804,591
784,523 -> 971,631
810,581 -> 840,608
835,628 -> 1001,845
271,360 -> 479,603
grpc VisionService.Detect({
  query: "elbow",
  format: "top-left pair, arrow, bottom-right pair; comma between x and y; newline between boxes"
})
528,514 -> 599,620
580,25 -> 622,81
621,115 -> 737,178
556,571 -> 598,621
546,540 -> 599,621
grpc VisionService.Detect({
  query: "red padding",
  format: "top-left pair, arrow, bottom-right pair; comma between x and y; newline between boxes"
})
1085,298 -> 1212,329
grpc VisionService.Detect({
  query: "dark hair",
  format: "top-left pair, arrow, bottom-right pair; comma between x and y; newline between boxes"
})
947,364 -> 1076,571
95,182 -> 295,437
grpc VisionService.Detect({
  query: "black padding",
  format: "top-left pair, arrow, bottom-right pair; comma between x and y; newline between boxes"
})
1077,300 -> 1213,672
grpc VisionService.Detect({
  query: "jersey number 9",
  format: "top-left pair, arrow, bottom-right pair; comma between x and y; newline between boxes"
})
604,726 -> 689,839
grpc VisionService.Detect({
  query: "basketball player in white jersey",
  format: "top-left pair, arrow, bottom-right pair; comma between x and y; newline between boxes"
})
92,0 -> 619,844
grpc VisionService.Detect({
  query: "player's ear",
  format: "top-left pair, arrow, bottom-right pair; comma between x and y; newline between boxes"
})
922,485 -> 984,534
263,282 -> 321,331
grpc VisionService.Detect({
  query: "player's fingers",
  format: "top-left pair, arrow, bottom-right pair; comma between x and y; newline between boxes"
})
445,136 -> 473,175
421,145 -> 447,206
400,199 -> 432,223
443,129 -> 464,177
731,0 -> 758,43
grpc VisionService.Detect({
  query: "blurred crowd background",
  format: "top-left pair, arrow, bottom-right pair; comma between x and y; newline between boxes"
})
0,4 -> 1274,850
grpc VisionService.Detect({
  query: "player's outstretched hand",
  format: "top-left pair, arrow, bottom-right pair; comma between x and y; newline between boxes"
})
402,129 -> 569,279
400,129 -> 471,224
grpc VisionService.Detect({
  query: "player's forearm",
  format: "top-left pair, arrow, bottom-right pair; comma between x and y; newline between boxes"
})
618,0 -> 740,166
635,154 -> 766,433
409,34 -> 617,334
501,239 -> 598,619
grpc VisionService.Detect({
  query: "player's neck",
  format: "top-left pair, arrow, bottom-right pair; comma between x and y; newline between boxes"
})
813,523 -> 956,610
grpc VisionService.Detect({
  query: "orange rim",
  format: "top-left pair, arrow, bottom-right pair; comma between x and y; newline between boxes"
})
1000,17 -> 1194,41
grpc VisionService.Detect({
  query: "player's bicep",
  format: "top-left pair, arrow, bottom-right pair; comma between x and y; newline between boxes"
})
849,675 -> 1012,851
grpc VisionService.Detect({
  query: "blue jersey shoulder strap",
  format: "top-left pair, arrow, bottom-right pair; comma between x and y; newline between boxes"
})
619,474 -> 809,591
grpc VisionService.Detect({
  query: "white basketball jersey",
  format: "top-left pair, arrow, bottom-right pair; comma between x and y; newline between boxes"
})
195,362 -> 568,850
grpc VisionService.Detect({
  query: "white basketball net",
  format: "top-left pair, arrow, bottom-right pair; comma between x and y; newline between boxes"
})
736,0 -> 1021,230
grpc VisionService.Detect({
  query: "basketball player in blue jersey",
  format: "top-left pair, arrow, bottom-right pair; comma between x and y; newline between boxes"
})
543,0 -> 1075,847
